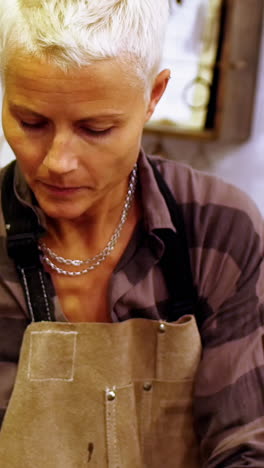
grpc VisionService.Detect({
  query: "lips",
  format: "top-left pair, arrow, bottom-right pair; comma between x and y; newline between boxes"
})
39,181 -> 83,195
43,182 -> 80,190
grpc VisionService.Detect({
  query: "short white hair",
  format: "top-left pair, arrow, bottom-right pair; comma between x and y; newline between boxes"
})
0,0 -> 169,94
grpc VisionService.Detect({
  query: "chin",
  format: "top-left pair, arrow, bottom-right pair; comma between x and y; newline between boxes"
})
34,187 -> 90,219
38,199 -> 87,221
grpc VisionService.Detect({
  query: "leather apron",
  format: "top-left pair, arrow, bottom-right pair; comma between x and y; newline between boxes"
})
0,316 -> 202,467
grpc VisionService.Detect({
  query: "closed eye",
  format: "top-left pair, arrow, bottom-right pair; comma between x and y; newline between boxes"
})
81,127 -> 113,138
81,127 -> 113,137
20,121 -> 113,138
21,121 -> 47,130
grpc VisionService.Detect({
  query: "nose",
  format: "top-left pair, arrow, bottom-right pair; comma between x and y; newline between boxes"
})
42,131 -> 78,174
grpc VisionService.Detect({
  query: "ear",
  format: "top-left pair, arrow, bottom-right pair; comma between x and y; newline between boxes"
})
145,69 -> 171,122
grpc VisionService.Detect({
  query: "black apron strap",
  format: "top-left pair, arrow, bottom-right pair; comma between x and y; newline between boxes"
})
1,161 -> 55,322
148,158 -> 198,322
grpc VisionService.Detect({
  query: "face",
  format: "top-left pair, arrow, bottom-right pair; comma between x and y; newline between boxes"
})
2,53 -> 169,221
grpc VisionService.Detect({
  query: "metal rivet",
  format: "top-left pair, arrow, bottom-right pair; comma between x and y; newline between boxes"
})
107,390 -> 116,401
159,323 -> 166,333
5,224 -> 11,231
143,382 -> 152,392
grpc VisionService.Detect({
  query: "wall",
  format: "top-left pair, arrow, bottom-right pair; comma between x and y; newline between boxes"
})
143,25 -> 264,214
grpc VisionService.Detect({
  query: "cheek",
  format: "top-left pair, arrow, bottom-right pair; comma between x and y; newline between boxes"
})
2,117 -> 42,173
110,120 -> 143,158
87,123 -> 141,170
105,132 -> 141,170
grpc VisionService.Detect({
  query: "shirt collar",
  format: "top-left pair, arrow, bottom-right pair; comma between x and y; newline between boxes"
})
14,162 -> 48,230
138,150 -> 176,233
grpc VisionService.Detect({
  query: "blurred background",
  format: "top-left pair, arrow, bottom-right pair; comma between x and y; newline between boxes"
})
0,0 -> 264,212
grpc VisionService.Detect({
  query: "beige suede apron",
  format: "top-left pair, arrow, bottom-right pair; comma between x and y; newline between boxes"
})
0,316 -> 202,467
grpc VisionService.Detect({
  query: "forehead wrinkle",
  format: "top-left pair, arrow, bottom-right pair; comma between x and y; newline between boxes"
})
6,54 -> 139,91
4,54 -> 147,122
5,53 -> 146,108
6,71 -> 139,105
6,81 -> 141,116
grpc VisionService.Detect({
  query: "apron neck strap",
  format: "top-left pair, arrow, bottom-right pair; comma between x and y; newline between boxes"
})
2,161 -> 55,322
148,158 -> 199,323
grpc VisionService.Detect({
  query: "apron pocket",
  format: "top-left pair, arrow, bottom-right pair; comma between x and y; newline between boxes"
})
107,379 -> 201,468
28,330 -> 78,381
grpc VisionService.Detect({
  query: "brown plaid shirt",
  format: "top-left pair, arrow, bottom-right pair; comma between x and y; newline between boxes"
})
1,151 -> 264,466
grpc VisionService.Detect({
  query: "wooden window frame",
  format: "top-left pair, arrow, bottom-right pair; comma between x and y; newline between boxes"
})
144,0 -> 264,142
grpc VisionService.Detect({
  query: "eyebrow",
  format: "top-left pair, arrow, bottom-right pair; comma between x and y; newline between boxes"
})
9,104 -> 45,118
9,103 -> 125,121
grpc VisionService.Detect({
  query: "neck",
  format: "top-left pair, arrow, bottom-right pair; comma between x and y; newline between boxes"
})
43,170 -> 138,257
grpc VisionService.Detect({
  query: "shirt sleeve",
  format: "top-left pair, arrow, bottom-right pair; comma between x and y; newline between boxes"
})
0,280 -> 29,429
189,191 -> 264,466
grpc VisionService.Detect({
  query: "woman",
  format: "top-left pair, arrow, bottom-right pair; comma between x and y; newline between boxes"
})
0,1 -> 264,467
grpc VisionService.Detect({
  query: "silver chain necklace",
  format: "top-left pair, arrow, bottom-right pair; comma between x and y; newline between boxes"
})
39,165 -> 137,276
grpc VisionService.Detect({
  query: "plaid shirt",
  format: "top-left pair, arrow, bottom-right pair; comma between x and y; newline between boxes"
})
1,151 -> 264,467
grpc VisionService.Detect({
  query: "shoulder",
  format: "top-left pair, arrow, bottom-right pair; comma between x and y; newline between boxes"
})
148,154 -> 260,216
0,162 -> 11,181
148,155 -> 264,313
148,154 -> 264,247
